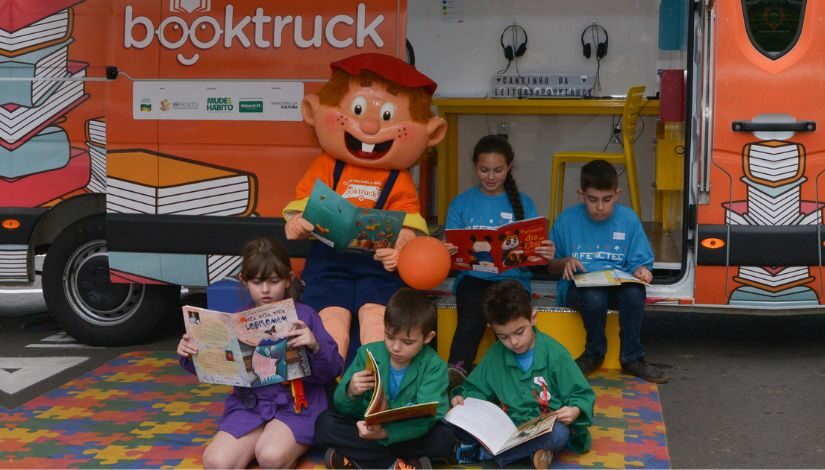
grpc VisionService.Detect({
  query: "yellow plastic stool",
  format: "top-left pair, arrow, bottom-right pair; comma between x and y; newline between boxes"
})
436,305 -> 621,370
549,85 -> 647,227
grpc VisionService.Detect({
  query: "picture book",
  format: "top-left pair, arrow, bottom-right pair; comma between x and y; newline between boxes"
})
302,179 -> 406,254
444,397 -> 557,456
181,299 -> 311,388
446,216 -> 548,273
362,349 -> 439,426
573,269 -> 650,287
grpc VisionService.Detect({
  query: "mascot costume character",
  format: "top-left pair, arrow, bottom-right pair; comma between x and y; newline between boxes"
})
283,53 -> 447,362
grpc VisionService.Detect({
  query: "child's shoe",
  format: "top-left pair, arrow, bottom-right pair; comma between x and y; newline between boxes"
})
324,448 -> 359,469
447,361 -> 468,392
453,442 -> 480,464
390,456 -> 432,469
531,449 -> 553,469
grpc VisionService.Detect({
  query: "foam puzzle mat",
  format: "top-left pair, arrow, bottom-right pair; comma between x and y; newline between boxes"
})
1,352 -> 669,468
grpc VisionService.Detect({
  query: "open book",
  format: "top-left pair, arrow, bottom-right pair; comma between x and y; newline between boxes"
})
446,217 -> 547,273
182,299 -> 310,387
362,349 -> 439,426
302,180 -> 406,254
573,269 -> 650,287
444,398 -> 557,456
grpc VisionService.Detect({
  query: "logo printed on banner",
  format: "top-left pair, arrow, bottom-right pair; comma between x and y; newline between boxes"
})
124,3 -> 386,66
239,100 -> 263,113
206,97 -> 233,112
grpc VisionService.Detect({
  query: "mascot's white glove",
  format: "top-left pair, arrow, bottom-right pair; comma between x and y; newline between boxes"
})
373,228 -> 416,272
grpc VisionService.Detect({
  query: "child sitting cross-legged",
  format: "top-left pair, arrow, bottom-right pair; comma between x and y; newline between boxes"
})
449,279 -> 595,469
315,288 -> 455,470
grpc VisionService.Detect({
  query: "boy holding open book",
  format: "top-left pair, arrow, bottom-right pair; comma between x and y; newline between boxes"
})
548,160 -> 668,383
315,288 -> 455,469
449,280 -> 595,469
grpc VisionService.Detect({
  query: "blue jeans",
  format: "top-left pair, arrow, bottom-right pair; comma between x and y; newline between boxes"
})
566,283 -> 646,364
453,422 -> 570,467
495,422 -> 570,467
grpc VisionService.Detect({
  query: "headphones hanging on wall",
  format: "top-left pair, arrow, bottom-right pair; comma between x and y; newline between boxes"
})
500,23 -> 528,61
581,23 -> 608,59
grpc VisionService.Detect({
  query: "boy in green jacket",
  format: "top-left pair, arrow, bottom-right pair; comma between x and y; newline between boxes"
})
315,288 -> 455,469
450,279 -> 595,469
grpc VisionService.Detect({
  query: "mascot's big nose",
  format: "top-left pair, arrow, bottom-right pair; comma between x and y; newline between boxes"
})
359,117 -> 381,135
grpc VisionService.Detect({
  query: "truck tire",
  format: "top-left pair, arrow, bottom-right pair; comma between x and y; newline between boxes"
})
42,215 -> 180,346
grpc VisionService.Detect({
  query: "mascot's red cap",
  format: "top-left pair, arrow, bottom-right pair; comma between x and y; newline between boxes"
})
330,53 -> 437,96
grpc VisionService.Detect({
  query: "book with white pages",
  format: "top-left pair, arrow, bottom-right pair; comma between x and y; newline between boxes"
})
573,269 -> 650,287
0,61 -> 87,149
0,7 -> 73,56
444,398 -> 557,456
0,39 -> 70,107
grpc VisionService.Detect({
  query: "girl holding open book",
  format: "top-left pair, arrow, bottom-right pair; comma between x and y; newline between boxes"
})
442,135 -> 555,390
177,238 -> 342,469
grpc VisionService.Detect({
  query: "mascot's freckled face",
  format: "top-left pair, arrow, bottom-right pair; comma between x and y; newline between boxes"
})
316,80 -> 427,170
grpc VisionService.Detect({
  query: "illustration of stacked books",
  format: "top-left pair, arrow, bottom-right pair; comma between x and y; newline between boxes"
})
85,117 -> 106,192
723,140 -> 822,306
105,150 -> 257,216
0,0 -> 90,208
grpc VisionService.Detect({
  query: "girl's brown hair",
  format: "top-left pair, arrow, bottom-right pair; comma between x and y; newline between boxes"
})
240,238 -> 299,299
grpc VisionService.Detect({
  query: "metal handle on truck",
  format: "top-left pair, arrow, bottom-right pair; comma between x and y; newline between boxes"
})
731,121 -> 816,132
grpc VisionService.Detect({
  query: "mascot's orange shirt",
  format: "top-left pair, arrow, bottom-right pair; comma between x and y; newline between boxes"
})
283,153 -> 429,234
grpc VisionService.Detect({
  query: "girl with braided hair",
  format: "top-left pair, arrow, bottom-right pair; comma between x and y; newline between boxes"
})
443,135 -> 555,391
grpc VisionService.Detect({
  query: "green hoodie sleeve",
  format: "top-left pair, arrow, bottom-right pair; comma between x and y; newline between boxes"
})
551,350 -> 596,453
381,351 -> 449,445
333,347 -> 370,417
457,348 -> 498,402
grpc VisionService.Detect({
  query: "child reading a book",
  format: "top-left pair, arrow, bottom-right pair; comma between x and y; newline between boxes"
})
449,279 -> 595,469
315,288 -> 455,470
177,238 -> 342,469
547,159 -> 668,383
443,135 -> 555,389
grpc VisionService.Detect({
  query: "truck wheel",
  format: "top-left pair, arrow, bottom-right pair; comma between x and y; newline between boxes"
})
42,215 -> 180,346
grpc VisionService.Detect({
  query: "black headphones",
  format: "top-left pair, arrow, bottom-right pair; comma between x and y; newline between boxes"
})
581,23 -> 608,59
500,24 -> 528,61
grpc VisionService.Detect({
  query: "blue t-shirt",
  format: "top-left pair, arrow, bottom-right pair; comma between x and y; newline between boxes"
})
388,365 -> 407,400
514,348 -> 535,372
550,203 -> 654,306
446,186 -> 538,292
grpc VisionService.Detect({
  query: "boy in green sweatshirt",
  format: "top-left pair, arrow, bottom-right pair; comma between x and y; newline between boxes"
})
450,279 -> 595,469
315,288 -> 455,469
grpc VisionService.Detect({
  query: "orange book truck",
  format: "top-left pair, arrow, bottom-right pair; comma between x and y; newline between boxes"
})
0,0 -> 407,345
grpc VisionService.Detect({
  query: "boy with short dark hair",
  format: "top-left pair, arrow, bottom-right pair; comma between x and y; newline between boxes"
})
450,280 -> 595,469
548,159 -> 668,383
315,288 -> 454,470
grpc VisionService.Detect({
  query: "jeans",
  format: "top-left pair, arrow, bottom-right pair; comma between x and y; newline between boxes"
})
566,283 -> 646,364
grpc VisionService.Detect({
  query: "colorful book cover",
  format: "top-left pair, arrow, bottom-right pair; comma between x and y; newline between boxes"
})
302,179 -> 406,254
446,217 -> 548,273
182,298 -> 311,388
0,126 -> 69,178
0,147 -> 89,206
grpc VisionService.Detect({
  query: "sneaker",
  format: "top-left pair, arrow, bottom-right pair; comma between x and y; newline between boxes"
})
447,362 -> 468,392
621,357 -> 669,384
453,442 -> 480,464
575,352 -> 605,376
324,448 -> 359,469
531,449 -> 554,469
390,456 -> 432,469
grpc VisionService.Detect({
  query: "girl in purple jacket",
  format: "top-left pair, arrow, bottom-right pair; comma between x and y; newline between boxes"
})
178,238 -> 342,468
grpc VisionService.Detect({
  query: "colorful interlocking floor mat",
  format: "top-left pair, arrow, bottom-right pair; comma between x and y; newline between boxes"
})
2,352 -> 669,468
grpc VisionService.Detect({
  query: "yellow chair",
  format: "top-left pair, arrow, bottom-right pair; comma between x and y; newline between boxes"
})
549,85 -> 647,227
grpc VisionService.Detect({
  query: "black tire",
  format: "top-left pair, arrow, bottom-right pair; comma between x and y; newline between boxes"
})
42,215 -> 180,346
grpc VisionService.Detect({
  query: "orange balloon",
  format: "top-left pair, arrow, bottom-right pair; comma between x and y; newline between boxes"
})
397,236 -> 452,290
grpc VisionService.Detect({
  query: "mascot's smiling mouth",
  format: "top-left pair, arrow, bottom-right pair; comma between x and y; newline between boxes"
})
345,132 -> 394,160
